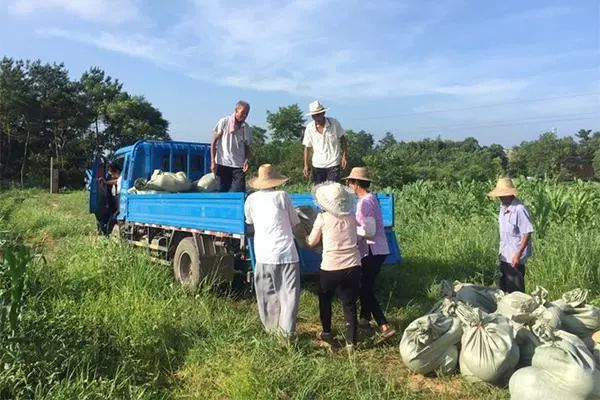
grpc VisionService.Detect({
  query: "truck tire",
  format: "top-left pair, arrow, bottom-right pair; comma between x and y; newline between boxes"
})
173,237 -> 201,288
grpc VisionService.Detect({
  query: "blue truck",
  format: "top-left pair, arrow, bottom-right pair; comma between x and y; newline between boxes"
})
88,140 -> 401,287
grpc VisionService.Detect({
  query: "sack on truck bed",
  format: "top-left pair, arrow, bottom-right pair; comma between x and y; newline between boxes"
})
509,330 -> 596,400
134,170 -> 193,193
552,288 -> 600,339
399,313 -> 462,375
192,173 -> 219,192
456,306 -> 519,385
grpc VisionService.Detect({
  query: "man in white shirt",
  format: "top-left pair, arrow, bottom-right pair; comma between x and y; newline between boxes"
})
245,164 -> 301,338
302,100 -> 347,184
210,101 -> 253,192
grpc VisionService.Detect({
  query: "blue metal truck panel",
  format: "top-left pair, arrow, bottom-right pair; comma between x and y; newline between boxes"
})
126,192 -> 246,235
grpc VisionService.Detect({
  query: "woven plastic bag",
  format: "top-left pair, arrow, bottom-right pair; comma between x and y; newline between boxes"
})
496,291 -> 540,324
143,170 -> 192,193
509,330 -> 595,400
192,173 -> 219,192
456,305 -> 519,385
513,323 -> 540,367
552,289 -> 600,338
438,280 -> 503,314
292,206 -> 322,253
399,313 -> 462,375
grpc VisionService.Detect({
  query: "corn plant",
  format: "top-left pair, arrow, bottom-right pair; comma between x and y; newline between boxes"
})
0,235 -> 33,337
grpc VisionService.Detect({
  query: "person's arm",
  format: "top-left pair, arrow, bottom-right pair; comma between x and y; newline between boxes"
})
244,197 -> 253,224
511,233 -> 531,267
306,213 -> 323,247
302,127 -> 312,178
340,135 -> 348,170
511,205 -> 534,267
243,143 -> 251,173
357,217 -> 376,237
285,194 -> 301,228
210,132 -> 220,174
355,200 -> 376,237
303,147 -> 311,178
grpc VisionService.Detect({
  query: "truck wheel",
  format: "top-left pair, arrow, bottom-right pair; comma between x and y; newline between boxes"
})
173,237 -> 200,288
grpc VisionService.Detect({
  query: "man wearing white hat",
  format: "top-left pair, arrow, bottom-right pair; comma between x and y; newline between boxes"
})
302,100 -> 347,184
245,164 -> 301,339
488,177 -> 534,293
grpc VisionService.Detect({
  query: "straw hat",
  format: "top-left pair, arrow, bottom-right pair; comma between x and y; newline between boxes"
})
343,167 -> 373,182
306,100 -> 328,116
248,164 -> 288,190
487,177 -> 518,197
312,182 -> 355,215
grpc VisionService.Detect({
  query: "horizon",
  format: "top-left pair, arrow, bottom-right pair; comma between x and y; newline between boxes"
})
1,0 -> 599,146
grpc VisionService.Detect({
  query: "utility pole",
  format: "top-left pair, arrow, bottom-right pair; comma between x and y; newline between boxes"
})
50,157 -> 58,193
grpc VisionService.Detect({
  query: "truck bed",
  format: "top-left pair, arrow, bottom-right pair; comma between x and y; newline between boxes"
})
126,192 -> 395,235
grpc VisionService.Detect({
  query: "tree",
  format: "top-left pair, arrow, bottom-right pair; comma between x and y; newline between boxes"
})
593,149 -> 600,179
266,104 -> 305,141
103,93 -> 169,151
344,129 -> 374,169
251,125 -> 267,147
377,132 -> 397,148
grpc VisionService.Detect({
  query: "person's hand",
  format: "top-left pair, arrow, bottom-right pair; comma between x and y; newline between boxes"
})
210,161 -> 216,174
242,159 -> 249,173
98,177 -> 105,183
303,165 -> 309,178
341,155 -> 347,169
511,252 -> 521,268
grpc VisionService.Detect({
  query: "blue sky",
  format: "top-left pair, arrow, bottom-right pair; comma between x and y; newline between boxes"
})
0,0 -> 598,146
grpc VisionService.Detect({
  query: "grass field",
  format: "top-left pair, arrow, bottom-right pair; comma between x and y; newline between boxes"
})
0,179 -> 599,399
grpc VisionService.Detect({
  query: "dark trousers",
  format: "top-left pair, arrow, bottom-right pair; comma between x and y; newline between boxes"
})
312,166 -> 341,184
319,266 -> 360,345
215,164 -> 245,192
359,251 -> 388,326
499,261 -> 525,293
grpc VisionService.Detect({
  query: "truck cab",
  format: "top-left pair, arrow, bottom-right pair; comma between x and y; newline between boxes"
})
89,140 -> 401,288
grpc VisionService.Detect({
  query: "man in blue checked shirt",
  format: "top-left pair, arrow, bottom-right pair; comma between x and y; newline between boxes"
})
488,178 -> 534,293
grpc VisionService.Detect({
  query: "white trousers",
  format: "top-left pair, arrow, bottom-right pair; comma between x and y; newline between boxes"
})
254,262 -> 300,336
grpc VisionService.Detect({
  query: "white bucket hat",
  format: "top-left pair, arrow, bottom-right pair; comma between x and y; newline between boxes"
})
312,182 -> 355,215
306,100 -> 328,116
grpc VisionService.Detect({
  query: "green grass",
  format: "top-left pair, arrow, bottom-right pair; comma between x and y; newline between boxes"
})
0,183 -> 598,399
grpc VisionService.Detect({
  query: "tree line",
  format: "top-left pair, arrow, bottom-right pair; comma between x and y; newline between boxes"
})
0,57 -> 169,187
254,104 -> 600,187
1,58 -> 598,189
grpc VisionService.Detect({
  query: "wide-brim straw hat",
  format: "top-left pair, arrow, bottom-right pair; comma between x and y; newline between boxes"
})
248,164 -> 288,190
343,167 -> 373,182
305,100 -> 328,116
488,177 -> 518,197
312,182 -> 355,215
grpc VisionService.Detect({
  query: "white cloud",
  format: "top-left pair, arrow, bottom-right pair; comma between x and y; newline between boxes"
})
10,0 -> 139,24
28,0 -> 596,107
432,79 -> 530,96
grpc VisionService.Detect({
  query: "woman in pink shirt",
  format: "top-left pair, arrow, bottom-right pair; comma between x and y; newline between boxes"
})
344,167 -> 396,341
306,182 -> 361,351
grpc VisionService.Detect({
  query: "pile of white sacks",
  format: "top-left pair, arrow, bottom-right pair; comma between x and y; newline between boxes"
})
399,281 -> 600,399
130,170 -> 219,193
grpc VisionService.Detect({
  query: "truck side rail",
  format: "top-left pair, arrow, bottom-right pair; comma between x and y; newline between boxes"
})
126,192 -> 246,236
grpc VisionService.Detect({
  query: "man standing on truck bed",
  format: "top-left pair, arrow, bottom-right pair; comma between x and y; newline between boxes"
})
303,100 -> 347,184
210,100 -> 253,192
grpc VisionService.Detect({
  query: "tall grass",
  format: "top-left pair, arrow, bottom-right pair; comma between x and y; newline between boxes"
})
0,181 -> 598,399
